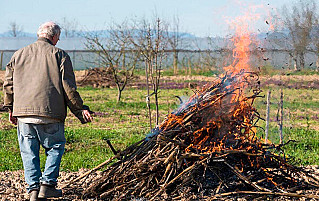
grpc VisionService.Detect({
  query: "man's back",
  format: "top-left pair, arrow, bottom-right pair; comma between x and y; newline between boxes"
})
4,37 -> 84,122
11,38 -> 66,120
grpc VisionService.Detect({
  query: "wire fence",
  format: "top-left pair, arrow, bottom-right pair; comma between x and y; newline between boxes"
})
0,49 -> 317,71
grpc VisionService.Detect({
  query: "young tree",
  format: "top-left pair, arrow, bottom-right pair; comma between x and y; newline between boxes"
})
200,37 -> 219,73
8,21 -> 23,37
167,15 -> 183,75
130,17 -> 168,130
311,14 -> 319,71
85,21 -> 139,102
192,36 -> 221,73
281,0 -> 317,71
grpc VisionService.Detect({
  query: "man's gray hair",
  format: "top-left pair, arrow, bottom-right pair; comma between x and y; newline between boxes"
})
37,22 -> 61,38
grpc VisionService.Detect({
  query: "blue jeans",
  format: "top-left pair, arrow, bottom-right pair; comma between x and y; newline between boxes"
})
17,120 -> 66,193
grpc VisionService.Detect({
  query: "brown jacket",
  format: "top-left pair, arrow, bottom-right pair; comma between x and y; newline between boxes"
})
3,38 -> 88,123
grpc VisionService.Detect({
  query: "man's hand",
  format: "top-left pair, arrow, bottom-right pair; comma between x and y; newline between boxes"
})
82,110 -> 93,123
9,112 -> 17,125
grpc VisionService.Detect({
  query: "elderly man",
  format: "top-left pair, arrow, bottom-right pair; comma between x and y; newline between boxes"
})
3,22 -> 93,201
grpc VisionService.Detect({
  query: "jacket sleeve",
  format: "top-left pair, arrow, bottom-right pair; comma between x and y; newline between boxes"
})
3,59 -> 14,111
60,51 -> 90,124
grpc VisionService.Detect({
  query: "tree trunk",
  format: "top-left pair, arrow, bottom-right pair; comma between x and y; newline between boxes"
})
293,57 -> 298,71
145,62 -> 152,131
117,85 -> 122,103
188,59 -> 192,75
299,52 -> 305,70
173,51 -> 178,75
292,51 -> 299,71
316,56 -> 319,72
155,89 -> 159,125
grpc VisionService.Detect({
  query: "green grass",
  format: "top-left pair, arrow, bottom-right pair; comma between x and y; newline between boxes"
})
62,127 -> 146,171
0,126 -> 148,172
285,69 -> 319,76
0,74 -> 318,171
0,129 -> 22,171
252,85 -> 319,166
282,128 -> 319,165
254,124 -> 319,166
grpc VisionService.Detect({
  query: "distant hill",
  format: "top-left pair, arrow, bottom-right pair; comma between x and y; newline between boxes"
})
0,29 -> 200,50
0,31 -> 35,38
0,29 -> 308,51
0,29 -> 197,39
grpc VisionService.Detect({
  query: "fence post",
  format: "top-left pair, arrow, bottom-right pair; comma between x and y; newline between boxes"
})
72,50 -> 76,69
0,51 -> 3,70
279,89 -> 284,144
265,90 -> 271,143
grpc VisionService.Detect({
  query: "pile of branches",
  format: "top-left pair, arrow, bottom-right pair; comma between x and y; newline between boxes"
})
77,67 -> 114,88
80,72 -> 319,200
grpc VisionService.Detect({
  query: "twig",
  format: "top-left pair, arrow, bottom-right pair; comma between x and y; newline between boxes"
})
106,139 -> 118,155
224,161 -> 271,192
61,139 -> 145,189
61,152 -> 120,189
151,158 -> 208,200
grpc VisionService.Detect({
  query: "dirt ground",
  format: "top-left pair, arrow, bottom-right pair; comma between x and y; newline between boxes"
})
0,169 -> 101,201
1,166 -> 319,200
1,70 -> 319,200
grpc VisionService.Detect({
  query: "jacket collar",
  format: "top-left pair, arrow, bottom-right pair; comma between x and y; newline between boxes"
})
37,37 -> 53,45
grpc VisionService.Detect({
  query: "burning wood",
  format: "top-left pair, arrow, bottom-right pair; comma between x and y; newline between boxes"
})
69,71 -> 319,200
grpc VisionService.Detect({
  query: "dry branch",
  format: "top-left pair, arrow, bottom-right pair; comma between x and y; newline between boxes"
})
69,72 -> 319,200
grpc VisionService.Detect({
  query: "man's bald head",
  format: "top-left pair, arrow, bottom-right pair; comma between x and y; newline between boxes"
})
37,21 -> 61,39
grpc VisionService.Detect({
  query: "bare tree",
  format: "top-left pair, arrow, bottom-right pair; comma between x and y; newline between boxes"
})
130,17 -> 168,130
200,37 -> 219,73
281,0 -> 317,71
191,36 -> 221,74
60,17 -> 79,38
8,21 -> 23,37
167,15 -> 184,75
85,21 -> 139,102
311,14 -> 319,71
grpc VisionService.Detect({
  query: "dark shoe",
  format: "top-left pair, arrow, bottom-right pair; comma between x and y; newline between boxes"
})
38,184 -> 62,198
29,190 -> 39,201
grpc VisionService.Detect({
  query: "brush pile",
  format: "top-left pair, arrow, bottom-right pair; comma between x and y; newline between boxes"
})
81,72 -> 319,200
77,67 -> 114,88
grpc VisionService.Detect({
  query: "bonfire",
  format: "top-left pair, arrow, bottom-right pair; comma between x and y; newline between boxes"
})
62,71 -> 319,200
62,14 -> 319,200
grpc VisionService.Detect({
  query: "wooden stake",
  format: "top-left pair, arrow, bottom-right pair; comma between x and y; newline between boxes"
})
0,51 -> 3,70
265,90 -> 271,143
279,89 -> 284,144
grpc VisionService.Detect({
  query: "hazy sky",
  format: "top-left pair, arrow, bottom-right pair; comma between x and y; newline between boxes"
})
0,0 -> 294,37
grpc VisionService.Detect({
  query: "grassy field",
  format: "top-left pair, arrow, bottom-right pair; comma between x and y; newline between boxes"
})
0,73 -> 318,171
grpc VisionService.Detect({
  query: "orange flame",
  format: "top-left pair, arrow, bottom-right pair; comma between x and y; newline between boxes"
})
224,13 -> 257,74
160,4 -> 262,163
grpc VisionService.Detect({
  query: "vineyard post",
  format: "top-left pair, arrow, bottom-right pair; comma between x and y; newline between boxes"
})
265,90 -> 271,143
